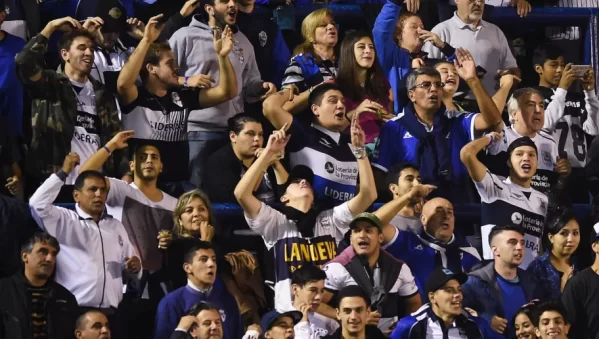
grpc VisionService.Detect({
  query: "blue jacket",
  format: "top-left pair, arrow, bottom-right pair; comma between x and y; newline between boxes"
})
154,278 -> 242,339
384,229 -> 481,301
462,262 -> 538,329
526,252 -> 577,301
392,304 -> 502,339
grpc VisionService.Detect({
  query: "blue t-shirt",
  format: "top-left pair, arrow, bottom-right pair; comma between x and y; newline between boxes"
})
497,275 -> 527,325
0,32 -> 25,136
372,110 -> 478,202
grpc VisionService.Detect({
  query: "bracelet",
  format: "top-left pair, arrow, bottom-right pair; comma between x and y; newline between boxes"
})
184,76 -> 189,87
352,146 -> 367,159
102,145 -> 111,155
486,134 -> 494,147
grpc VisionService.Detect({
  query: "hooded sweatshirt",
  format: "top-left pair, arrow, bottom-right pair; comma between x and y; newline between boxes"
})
169,16 -> 263,132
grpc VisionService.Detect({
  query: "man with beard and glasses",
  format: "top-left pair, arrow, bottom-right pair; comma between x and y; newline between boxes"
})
169,0 -> 277,189
154,242 -> 242,339
421,0 -> 521,98
462,132 -> 548,268
322,286 -> 386,339
462,225 -> 538,336
0,233 -> 79,339
118,14 -> 237,197
235,118 -> 377,313
321,212 -> 422,333
15,17 -> 123,199
372,49 -> 503,203
382,197 -> 481,301
530,301 -> 570,339
392,267 -> 500,339
29,153 -> 142,339
75,311 -> 111,339
80,130 -> 178,339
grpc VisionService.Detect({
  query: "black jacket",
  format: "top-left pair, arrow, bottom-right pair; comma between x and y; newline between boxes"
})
0,309 -> 21,339
0,273 -> 79,339
323,325 -> 386,339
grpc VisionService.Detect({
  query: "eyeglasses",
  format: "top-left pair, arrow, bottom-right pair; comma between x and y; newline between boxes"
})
411,81 -> 445,90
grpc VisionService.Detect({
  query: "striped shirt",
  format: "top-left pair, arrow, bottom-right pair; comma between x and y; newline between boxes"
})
281,55 -> 338,91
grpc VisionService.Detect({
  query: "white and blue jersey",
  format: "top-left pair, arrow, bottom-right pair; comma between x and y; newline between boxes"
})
476,171 -> 548,269
372,110 -> 479,202
383,228 -> 481,301
287,121 -> 357,208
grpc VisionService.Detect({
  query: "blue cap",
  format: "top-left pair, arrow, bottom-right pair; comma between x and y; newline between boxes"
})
260,310 -> 303,332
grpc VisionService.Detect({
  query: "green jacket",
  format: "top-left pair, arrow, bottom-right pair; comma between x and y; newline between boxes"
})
15,34 -> 122,179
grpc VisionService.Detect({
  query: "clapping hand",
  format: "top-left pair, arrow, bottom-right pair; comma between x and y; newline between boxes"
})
143,15 -> 165,43
214,25 -> 234,57
454,48 -> 477,82
350,112 -> 365,148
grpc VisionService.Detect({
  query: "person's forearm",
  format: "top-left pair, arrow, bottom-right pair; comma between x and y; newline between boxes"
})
462,136 -> 490,159
374,192 -> 411,225
357,157 -> 376,200
272,161 -> 289,184
79,144 -> 115,173
468,78 -> 502,129
492,83 -> 512,114
157,13 -> 185,42
282,89 -> 310,114
263,88 -> 294,129
40,23 -> 55,40
117,39 -> 151,90
217,55 -> 237,99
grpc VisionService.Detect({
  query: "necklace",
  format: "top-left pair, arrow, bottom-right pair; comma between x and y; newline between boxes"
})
151,93 -> 169,115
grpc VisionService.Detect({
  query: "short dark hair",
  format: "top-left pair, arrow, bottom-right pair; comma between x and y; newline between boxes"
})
386,163 -> 420,186
59,29 -> 95,52
75,310 -> 106,330
488,225 -> 525,245
337,285 -> 371,307
531,300 -> 569,327
309,83 -> 342,106
532,43 -> 565,68
21,232 -> 60,254
183,241 -> 216,264
140,42 -> 173,81
187,301 -> 220,316
227,113 -> 261,135
291,264 -> 327,287
74,170 -> 106,192
406,67 -> 441,91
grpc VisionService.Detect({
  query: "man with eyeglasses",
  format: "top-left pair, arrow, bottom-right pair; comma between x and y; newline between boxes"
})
422,0 -> 522,99
372,48 -> 503,202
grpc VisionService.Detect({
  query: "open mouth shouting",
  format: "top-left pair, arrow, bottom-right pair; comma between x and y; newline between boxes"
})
356,240 -> 370,250
445,77 -> 457,86
334,110 -> 345,120
227,9 -> 237,21
521,163 -> 532,174
428,95 -> 439,103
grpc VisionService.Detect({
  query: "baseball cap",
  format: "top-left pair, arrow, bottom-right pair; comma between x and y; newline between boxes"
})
281,165 -> 314,192
260,310 -> 303,332
95,0 -> 127,34
425,267 -> 468,295
507,137 -> 538,157
349,212 -> 383,232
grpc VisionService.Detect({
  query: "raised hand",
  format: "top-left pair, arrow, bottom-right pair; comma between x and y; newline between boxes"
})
199,221 -> 215,242
582,67 -> 595,91
186,74 -> 215,88
297,303 -> 311,323
143,14 -> 165,43
107,130 -> 135,150
214,25 -> 234,57
355,99 -> 384,115
62,152 -> 81,175
48,16 -> 82,33
498,73 -> 521,89
262,82 -> 277,99
83,17 -> 104,35
454,48 -> 477,82
180,0 -> 201,17
404,0 -> 420,13
417,28 -> 444,48
351,112 -> 365,148
409,184 -> 437,200
126,18 -> 146,40
265,125 -> 290,154
559,64 -> 576,90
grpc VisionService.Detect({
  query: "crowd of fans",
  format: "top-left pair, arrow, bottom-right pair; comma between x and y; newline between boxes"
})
1,0 -> 599,337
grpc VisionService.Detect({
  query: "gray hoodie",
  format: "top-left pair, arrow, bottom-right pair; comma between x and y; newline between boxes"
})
169,16 -> 263,132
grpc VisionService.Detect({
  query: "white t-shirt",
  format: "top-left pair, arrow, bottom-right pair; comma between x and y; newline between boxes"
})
294,312 -> 339,339
68,79 -> 101,185
390,214 -> 422,233
245,202 -> 353,312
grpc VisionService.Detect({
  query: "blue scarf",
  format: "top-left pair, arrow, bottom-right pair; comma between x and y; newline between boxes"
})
418,228 -> 464,274
399,104 -> 453,186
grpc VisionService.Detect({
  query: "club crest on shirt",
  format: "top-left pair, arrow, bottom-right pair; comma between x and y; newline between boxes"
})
118,235 -> 124,247
542,151 -> 552,166
325,162 -> 334,174
259,31 -> 267,47
3,5 -> 9,14
109,7 -> 122,19
171,91 -> 183,107
219,309 -> 226,322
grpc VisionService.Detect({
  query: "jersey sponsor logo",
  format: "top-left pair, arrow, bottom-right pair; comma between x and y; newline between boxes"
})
319,138 -> 332,148
325,162 -> 334,174
76,111 -> 100,134
403,132 -> 413,139
542,150 -> 552,166
322,162 -> 358,182
149,120 -> 186,132
324,187 -> 355,201
511,212 -> 523,225
277,236 -> 337,275
531,174 -> 551,189
565,101 -> 581,108
73,131 -> 101,146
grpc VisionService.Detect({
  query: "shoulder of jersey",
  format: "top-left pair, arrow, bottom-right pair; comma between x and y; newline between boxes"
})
537,129 -> 556,143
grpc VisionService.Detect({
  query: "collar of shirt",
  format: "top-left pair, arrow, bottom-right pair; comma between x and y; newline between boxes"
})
75,204 -> 112,221
450,11 -> 487,31
187,279 -> 213,294
312,123 -> 341,144
504,177 -> 534,192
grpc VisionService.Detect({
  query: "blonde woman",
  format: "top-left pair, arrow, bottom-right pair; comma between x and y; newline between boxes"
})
280,8 -> 339,114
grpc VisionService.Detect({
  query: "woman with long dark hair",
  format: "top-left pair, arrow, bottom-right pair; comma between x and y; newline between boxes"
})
526,208 -> 580,300
513,301 -> 539,339
337,31 -> 393,153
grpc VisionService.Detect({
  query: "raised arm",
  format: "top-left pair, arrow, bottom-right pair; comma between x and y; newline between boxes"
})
235,126 -> 290,218
117,14 -> 165,105
582,68 -> 599,135
263,86 -> 296,130
492,73 -> 521,113
347,113 -> 378,216
372,0 -> 410,72
460,133 -> 500,183
157,0 -> 199,42
199,25 -> 238,107
454,49 -> 503,133
16,17 -> 82,83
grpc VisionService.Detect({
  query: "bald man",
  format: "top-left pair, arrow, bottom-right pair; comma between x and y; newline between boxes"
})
382,197 -> 481,301
75,311 -> 111,339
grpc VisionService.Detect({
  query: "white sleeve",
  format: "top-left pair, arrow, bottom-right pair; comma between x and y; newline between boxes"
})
323,262 -> 356,291
583,90 -> 599,135
329,202 -> 353,243
395,264 -> 419,297
294,322 -> 311,339
29,174 -> 78,237
244,203 -> 289,249
106,177 -> 143,206
473,171 -> 502,203
543,88 -> 567,132
487,125 -> 508,155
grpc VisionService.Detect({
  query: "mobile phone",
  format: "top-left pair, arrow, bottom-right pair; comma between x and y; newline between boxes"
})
571,65 -> 590,78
